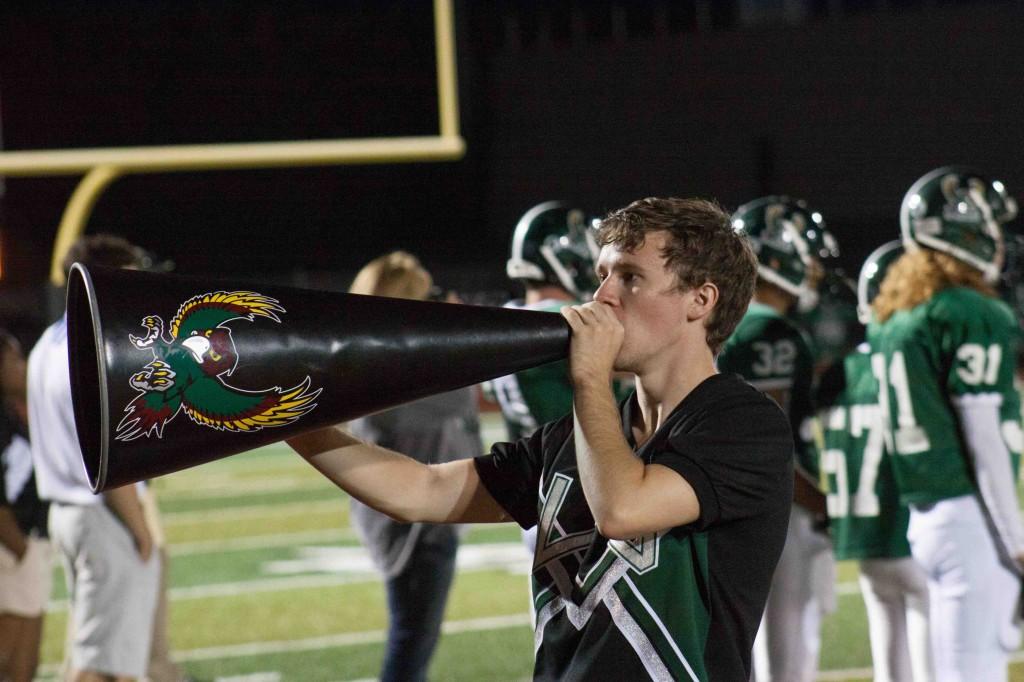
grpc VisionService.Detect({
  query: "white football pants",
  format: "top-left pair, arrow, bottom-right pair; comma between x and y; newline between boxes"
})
908,494 -> 1021,682
859,557 -> 932,682
752,505 -> 835,682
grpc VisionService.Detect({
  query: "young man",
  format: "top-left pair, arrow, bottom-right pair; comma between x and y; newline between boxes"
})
720,196 -> 837,682
29,235 -> 161,682
870,166 -> 1024,681
289,197 -> 793,680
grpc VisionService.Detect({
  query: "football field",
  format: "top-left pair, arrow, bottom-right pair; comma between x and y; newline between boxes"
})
34,412 -> 1024,681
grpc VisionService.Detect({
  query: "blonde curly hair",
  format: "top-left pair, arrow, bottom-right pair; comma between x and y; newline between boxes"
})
872,248 -> 996,323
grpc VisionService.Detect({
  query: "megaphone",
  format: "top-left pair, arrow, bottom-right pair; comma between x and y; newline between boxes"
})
67,264 -> 569,493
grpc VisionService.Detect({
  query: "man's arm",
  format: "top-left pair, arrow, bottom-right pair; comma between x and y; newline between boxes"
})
562,302 -> 700,540
103,484 -> 153,561
287,427 -> 510,524
572,381 -> 700,539
0,506 -> 27,560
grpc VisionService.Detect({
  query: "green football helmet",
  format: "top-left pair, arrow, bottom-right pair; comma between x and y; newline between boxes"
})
796,269 -> 861,365
731,196 -> 838,305
900,166 -> 1018,284
506,201 -> 600,299
856,240 -> 904,324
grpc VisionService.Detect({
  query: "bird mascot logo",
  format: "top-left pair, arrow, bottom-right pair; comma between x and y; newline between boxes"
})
116,290 -> 321,441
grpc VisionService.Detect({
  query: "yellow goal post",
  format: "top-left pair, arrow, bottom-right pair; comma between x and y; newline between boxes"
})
0,0 -> 464,285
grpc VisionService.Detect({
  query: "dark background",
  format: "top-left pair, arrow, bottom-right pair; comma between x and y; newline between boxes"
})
2,0 -> 1023,338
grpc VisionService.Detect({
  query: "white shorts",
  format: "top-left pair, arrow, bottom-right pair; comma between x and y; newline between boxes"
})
50,502 -> 159,679
0,536 -> 53,617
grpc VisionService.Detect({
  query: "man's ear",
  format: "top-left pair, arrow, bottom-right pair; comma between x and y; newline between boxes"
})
688,282 -> 719,322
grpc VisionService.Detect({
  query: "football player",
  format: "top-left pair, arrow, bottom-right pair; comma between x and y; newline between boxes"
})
490,201 -> 602,442
720,196 -> 838,682
818,241 -> 932,682
869,166 -> 1024,681
487,201 -> 606,558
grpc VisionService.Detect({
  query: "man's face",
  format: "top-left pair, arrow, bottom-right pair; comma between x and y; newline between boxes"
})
593,230 -> 691,373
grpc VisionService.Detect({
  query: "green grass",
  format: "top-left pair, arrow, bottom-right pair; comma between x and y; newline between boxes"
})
36,418 -> 1024,681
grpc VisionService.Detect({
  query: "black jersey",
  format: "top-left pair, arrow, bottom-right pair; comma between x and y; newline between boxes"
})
474,373 -> 793,681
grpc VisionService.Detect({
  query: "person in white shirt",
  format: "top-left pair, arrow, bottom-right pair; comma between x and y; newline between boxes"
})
29,234 -> 159,682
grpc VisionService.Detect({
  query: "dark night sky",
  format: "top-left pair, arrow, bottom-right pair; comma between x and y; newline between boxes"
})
3,0 -> 1024,336
0,1 -> 469,291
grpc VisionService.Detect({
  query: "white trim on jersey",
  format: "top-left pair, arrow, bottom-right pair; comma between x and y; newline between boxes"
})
604,584 -> 677,681
622,573 -> 700,681
533,556 -> 700,681
747,377 -> 794,392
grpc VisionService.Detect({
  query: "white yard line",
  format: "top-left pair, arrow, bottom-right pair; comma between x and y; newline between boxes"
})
170,528 -> 357,556
48,573 -> 376,612
814,666 -> 876,680
36,615 -> 531,679
157,476 -> 331,500
835,581 -> 860,596
50,542 -> 533,612
162,499 -> 343,525
175,613 -> 532,662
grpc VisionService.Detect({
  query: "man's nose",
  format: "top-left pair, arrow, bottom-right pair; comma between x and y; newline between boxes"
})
594,278 -> 616,305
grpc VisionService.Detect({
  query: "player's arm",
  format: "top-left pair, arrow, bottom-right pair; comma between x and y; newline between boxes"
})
953,394 -> 1024,572
571,383 -> 700,539
562,302 -> 700,540
287,428 -> 510,524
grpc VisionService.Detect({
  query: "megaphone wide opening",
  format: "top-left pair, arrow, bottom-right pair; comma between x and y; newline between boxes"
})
66,264 -> 108,493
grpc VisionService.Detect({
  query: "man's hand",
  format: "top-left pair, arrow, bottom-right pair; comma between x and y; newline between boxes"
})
560,301 -> 624,386
0,507 -> 28,561
103,484 -> 155,563
133,526 -> 154,562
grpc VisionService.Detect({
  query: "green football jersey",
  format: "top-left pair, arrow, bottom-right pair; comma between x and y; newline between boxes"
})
819,345 -> 910,560
867,287 -> 1023,506
718,302 -> 818,477
490,298 -> 633,440
490,299 -> 578,440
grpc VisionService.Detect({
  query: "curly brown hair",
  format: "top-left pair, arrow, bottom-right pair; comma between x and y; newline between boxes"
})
872,248 -> 996,323
597,197 -> 757,354
61,233 -> 144,276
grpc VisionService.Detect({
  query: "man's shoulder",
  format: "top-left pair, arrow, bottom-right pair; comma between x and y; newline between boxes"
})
676,374 -> 789,431
30,319 -> 67,354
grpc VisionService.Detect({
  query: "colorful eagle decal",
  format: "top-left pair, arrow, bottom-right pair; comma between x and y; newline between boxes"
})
116,290 -> 321,441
